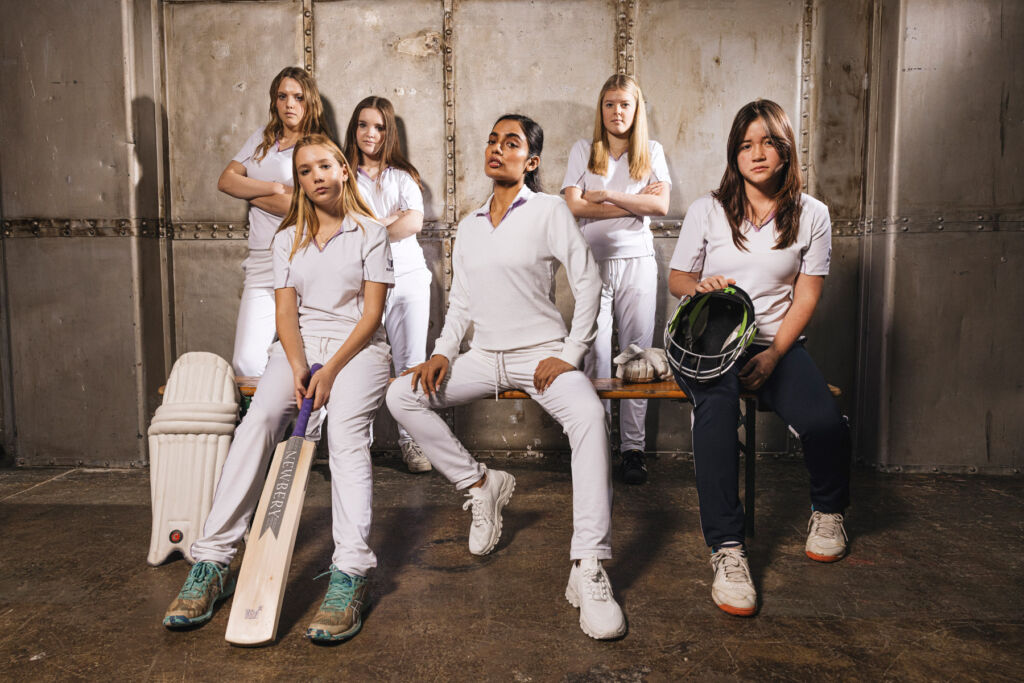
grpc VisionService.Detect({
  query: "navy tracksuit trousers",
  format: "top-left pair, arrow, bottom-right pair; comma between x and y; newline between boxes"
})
675,341 -> 850,548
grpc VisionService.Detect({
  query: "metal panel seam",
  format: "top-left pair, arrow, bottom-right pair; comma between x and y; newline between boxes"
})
616,0 -> 637,76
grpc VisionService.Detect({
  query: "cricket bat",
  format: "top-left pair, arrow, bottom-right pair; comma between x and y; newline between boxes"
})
225,363 -> 323,646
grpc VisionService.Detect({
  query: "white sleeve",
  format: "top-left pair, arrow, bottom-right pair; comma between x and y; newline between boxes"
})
545,199 -> 601,368
560,139 -> 590,193
649,141 -> 672,185
396,171 -> 425,213
362,222 -> 396,286
670,198 -> 709,273
800,202 -> 832,276
272,228 -> 295,289
232,129 -> 263,165
431,231 -> 472,361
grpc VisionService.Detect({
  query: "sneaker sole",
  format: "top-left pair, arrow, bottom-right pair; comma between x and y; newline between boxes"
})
712,598 -> 757,617
162,575 -> 236,630
405,459 -> 433,473
565,580 -> 627,640
805,549 -> 846,563
471,474 -> 515,556
306,619 -> 362,643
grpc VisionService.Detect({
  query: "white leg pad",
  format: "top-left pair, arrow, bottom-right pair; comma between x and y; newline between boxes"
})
147,352 -> 239,566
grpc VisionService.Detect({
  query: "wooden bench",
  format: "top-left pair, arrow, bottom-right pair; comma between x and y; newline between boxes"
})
162,375 -> 839,535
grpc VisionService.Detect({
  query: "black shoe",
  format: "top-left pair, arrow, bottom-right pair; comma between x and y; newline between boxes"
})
619,450 -> 648,485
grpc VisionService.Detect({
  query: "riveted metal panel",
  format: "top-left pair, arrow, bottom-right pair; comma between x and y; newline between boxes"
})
886,233 -> 1023,470
635,0 -> 804,217
0,0 -> 129,219
6,238 -> 140,466
453,0 -> 616,217
808,0 -> 871,217
172,239 -> 247,362
313,0 -> 447,222
164,1 -> 303,221
896,0 -> 1024,213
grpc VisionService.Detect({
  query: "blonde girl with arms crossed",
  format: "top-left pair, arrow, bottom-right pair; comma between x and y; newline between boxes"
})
219,66 -> 330,377
343,96 -> 433,473
562,74 -> 672,485
164,134 -> 394,643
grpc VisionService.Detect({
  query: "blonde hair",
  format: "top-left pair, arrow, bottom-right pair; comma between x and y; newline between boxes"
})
588,74 -> 651,180
254,67 -> 328,162
278,134 -> 376,261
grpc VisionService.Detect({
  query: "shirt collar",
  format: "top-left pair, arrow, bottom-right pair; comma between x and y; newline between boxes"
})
312,215 -> 361,252
473,184 -> 535,224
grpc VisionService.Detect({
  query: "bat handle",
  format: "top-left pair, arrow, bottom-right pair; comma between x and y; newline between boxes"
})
292,363 -> 323,438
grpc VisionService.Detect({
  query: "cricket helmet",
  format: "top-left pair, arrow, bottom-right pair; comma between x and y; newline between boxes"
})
664,284 -> 757,383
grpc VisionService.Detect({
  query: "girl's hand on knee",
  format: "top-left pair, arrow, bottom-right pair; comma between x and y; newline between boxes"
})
534,357 -> 574,394
739,348 -> 780,390
404,355 -> 449,396
695,275 -> 736,293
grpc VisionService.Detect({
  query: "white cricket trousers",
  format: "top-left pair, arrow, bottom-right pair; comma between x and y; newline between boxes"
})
583,255 -> 658,453
192,337 -> 391,576
385,267 -> 431,446
231,249 -> 276,377
385,342 -> 613,560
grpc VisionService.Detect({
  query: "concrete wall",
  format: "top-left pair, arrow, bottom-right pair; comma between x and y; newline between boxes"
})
0,0 -> 1019,472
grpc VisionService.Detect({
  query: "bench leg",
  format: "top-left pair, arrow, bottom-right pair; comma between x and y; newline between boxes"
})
743,397 -> 756,537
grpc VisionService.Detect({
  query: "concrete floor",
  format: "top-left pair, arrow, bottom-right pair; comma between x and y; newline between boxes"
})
1,455 -> 1021,681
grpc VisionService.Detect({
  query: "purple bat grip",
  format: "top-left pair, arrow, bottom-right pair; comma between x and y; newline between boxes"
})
292,363 -> 323,438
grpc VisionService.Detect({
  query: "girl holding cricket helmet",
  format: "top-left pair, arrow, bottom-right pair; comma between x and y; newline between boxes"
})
561,74 -> 672,486
164,133 -> 394,643
667,98 -> 851,618
219,66 -> 331,377
343,96 -> 433,474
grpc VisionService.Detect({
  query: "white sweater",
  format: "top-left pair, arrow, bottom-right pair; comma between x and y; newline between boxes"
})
432,186 -> 601,368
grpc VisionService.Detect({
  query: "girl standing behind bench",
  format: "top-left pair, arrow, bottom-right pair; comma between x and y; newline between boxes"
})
561,75 -> 672,485
164,134 -> 394,643
218,66 -> 330,377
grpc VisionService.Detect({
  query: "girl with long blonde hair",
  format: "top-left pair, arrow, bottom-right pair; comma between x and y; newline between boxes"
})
165,134 -> 395,644
561,74 -> 672,485
217,66 -> 330,377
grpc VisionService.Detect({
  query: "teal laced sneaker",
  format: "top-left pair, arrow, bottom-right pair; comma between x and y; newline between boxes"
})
162,560 -> 235,629
306,566 -> 369,643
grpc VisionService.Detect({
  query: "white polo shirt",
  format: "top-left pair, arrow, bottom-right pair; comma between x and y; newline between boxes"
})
670,194 -> 832,343
272,216 -> 395,343
356,167 -> 428,277
432,186 -> 601,369
560,139 -> 672,261
233,129 -> 295,250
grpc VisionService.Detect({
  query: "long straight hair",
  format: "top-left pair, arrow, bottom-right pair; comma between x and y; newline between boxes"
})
278,134 -> 376,261
494,114 -> 544,193
588,74 -> 652,180
712,99 -> 802,251
343,96 -> 423,189
255,67 -> 328,162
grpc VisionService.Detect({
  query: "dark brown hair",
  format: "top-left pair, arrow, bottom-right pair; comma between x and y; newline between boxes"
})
343,96 -> 422,189
712,99 -> 802,251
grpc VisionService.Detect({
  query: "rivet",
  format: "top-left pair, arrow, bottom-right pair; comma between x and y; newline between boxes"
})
977,224 -> 984,231
937,224 -> 944,230
305,46 -> 312,53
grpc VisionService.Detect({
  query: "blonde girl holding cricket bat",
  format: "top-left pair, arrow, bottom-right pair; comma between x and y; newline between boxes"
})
164,134 -> 394,643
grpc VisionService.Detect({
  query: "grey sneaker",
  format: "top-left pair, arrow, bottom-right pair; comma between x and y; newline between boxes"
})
805,510 -> 848,562
461,469 -> 515,555
163,560 -> 235,629
306,567 -> 369,643
401,440 -> 432,473
565,557 -> 627,639
710,546 -> 757,617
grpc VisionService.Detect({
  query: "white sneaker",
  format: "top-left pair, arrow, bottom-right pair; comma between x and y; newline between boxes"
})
805,510 -> 848,562
461,469 -> 515,555
400,441 -> 432,473
565,557 -> 626,640
710,546 -> 757,616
